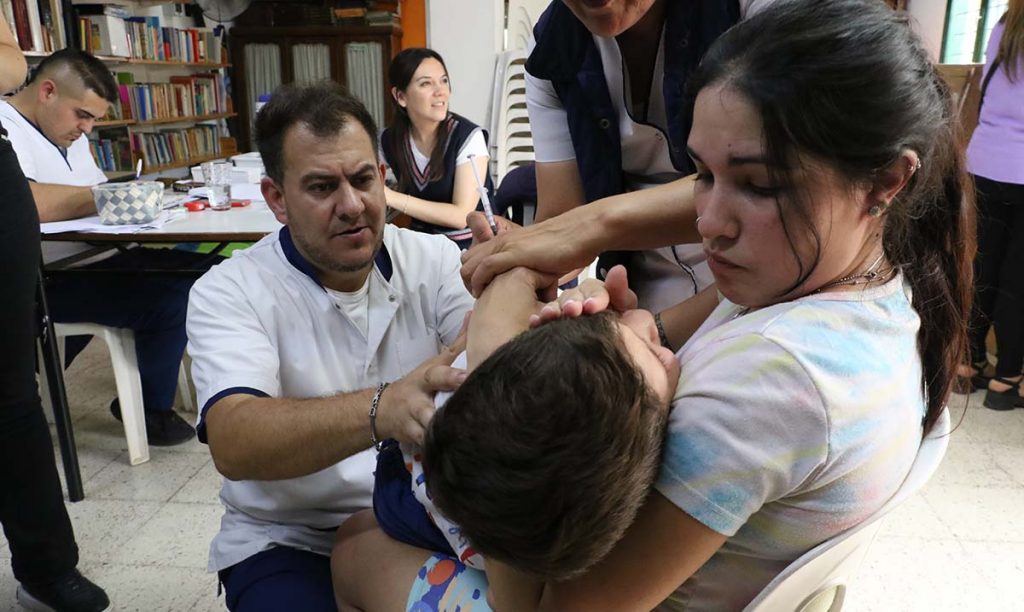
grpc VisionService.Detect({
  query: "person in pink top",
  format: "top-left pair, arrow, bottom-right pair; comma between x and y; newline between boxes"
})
962,3 -> 1024,410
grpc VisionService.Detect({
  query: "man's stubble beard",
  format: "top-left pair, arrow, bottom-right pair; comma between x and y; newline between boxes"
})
293,225 -> 384,275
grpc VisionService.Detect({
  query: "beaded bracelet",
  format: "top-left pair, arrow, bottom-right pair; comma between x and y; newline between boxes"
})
654,312 -> 673,352
369,382 -> 389,451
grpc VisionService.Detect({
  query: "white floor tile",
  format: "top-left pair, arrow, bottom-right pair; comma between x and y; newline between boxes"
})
952,403 -> 1024,447
84,450 -> 210,503
923,484 -> 1024,543
76,562 -> 215,612
65,499 -> 165,563
875,492 -> 951,539
0,558 -> 13,605
959,540 -> 1024,600
928,438 -> 1018,488
847,536 -> 1004,611
111,503 -> 222,569
170,460 -> 224,504
990,443 -> 1024,487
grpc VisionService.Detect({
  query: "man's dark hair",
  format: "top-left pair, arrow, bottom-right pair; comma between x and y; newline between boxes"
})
422,312 -> 668,581
254,81 -> 379,185
29,48 -> 118,103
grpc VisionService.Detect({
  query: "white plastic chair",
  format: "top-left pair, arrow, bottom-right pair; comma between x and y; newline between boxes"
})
490,49 -> 536,186
506,0 -> 549,52
39,322 -> 194,466
744,408 -> 952,612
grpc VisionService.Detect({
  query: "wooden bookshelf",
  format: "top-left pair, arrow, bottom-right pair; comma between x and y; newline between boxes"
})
128,59 -> 231,69
135,112 -> 235,127
144,153 -> 225,174
95,113 -> 235,128
94,119 -> 136,128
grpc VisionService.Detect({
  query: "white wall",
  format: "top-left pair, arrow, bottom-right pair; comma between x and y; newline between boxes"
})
426,0 -> 503,129
908,0 -> 947,63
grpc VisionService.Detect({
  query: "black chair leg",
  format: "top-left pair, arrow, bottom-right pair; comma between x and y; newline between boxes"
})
37,268 -> 84,502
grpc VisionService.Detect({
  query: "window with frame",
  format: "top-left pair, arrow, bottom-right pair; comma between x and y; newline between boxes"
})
943,0 -> 1010,63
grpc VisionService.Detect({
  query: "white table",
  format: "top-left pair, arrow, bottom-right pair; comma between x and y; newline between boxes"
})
41,200 -> 282,244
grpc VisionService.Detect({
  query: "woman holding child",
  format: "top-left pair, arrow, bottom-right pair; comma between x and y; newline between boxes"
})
380,48 -> 493,250
332,0 -> 973,609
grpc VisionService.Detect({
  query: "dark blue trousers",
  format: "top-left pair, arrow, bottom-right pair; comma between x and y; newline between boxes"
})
45,247 -> 218,413
219,547 -> 336,611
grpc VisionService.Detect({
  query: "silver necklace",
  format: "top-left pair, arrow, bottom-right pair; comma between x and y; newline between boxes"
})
730,253 -> 893,320
810,253 -> 893,295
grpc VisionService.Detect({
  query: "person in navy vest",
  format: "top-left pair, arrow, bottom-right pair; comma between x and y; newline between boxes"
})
525,0 -> 770,318
380,48 -> 494,250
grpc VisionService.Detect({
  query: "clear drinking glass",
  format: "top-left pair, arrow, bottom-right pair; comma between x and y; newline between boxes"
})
201,161 -> 231,211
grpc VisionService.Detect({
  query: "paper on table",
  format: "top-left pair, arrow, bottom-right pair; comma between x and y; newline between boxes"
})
40,209 -> 187,234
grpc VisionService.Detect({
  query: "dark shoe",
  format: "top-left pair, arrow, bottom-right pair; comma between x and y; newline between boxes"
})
983,378 -> 1024,411
955,360 -> 995,393
16,569 -> 110,611
109,399 -> 196,446
970,360 -> 996,391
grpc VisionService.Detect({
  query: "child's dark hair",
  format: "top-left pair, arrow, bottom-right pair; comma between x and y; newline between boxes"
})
687,0 -> 975,434
422,313 -> 668,581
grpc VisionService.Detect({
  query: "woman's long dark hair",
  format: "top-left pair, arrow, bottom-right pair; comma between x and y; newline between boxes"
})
687,0 -> 975,434
387,47 -> 452,191
996,0 -> 1024,81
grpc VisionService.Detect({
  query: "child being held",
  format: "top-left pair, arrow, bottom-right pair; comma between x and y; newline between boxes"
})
371,272 -> 680,585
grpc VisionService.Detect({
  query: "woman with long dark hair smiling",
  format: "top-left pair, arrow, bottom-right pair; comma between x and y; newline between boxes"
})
380,48 -> 492,250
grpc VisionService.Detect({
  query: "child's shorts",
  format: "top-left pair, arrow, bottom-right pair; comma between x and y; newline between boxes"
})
407,553 -> 492,612
373,439 -> 453,554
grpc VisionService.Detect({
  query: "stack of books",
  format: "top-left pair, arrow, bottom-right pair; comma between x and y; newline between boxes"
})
88,128 -> 133,172
1,0 -> 65,54
107,71 -> 230,122
132,124 -> 221,169
76,9 -> 223,63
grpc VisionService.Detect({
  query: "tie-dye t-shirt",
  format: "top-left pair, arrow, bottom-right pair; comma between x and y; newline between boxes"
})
655,274 -> 925,611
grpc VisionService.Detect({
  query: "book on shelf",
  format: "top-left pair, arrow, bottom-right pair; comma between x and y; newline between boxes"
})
88,128 -> 133,173
132,124 -> 220,170
100,70 -> 229,123
75,12 -> 223,64
3,0 -> 66,53
365,10 -> 399,27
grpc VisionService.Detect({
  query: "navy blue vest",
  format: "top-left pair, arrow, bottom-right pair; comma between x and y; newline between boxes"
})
526,0 -> 740,204
380,113 -> 493,239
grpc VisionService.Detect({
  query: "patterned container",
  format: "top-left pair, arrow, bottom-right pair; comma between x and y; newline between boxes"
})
92,181 -> 163,225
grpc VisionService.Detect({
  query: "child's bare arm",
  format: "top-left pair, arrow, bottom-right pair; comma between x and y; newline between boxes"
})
466,267 -> 557,369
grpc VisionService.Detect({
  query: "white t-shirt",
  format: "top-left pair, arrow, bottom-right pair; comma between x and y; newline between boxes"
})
0,99 -> 107,263
325,277 -> 371,340
186,223 -> 474,572
655,275 -> 925,610
409,129 -> 487,176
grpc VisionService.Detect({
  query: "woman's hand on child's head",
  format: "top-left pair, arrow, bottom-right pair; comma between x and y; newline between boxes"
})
529,265 -> 638,327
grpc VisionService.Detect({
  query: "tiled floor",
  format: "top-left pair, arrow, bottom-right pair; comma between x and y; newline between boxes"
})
2,341 -> 1023,611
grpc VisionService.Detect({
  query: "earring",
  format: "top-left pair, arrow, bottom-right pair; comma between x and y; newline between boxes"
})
868,204 -> 886,217
695,216 -> 703,229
